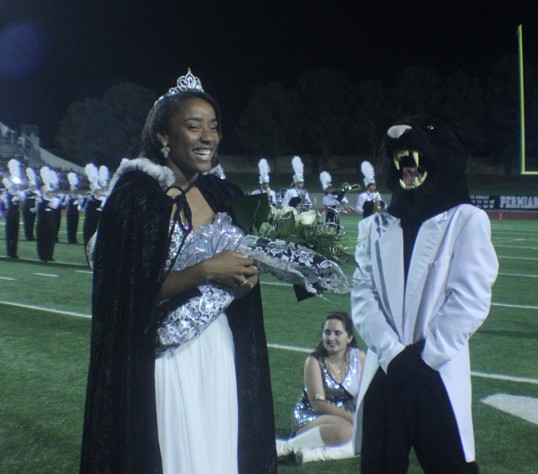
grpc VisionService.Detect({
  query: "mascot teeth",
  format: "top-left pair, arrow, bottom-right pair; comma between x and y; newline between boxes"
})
393,149 -> 421,170
398,171 -> 428,190
393,149 -> 427,190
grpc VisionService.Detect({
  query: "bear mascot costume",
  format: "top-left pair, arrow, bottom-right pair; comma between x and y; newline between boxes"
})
351,116 -> 498,473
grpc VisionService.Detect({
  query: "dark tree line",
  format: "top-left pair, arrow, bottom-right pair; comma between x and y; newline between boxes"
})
56,83 -> 156,167
236,56 -> 537,176
56,55 -> 537,175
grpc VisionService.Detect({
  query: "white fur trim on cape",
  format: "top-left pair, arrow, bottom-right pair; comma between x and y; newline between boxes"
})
107,158 -> 175,192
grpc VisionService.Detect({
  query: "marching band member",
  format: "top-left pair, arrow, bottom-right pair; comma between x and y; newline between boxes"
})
66,172 -> 82,243
320,171 -> 348,231
23,167 -> 40,241
251,158 -> 277,205
83,164 -> 108,246
36,167 -> 61,262
283,155 -> 311,210
355,161 -> 385,218
3,159 -> 24,258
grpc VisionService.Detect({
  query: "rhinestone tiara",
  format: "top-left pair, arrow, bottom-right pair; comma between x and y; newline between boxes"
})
156,68 -> 204,103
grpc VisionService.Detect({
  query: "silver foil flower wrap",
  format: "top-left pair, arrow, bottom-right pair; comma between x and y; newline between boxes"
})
157,213 -> 349,350
157,214 -> 242,350
237,235 -> 349,295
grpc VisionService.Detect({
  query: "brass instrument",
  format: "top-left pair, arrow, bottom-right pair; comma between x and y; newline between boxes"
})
341,182 -> 361,193
277,188 -> 287,208
373,199 -> 384,214
297,188 -> 311,211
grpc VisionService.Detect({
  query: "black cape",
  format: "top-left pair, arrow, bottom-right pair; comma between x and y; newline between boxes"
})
80,166 -> 276,473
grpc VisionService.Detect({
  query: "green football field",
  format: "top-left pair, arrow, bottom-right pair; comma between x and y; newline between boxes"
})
1,215 -> 537,473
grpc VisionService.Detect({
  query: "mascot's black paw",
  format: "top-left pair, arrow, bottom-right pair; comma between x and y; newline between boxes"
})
387,340 -> 434,387
381,115 -> 472,224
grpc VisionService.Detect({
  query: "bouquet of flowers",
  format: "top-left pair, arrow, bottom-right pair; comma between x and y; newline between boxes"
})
256,206 -> 352,264
226,194 -> 350,297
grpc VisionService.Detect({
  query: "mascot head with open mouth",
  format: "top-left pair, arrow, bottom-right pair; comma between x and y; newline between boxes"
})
381,115 -> 472,224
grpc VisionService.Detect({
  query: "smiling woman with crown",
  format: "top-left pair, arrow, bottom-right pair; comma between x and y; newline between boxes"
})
80,70 -> 277,474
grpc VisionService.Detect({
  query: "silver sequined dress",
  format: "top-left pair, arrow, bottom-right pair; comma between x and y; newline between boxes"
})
292,347 -> 362,432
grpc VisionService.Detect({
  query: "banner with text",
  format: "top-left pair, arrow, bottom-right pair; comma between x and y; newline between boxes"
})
471,195 -> 538,210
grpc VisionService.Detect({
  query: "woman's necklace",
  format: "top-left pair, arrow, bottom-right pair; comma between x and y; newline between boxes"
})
325,354 -> 348,380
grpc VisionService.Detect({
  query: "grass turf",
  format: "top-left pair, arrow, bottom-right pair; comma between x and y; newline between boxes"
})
1,216 -> 538,473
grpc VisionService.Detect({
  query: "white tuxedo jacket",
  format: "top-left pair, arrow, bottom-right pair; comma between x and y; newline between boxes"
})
351,204 -> 498,461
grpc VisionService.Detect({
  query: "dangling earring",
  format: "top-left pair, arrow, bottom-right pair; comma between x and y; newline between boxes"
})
160,139 -> 170,159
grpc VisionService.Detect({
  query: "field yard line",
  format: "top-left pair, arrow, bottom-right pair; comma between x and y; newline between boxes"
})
266,343 -> 538,385
473,372 -> 538,386
4,297 -> 533,317
492,302 -> 538,310
34,273 -> 59,278
264,282 -> 538,310
498,272 -> 538,278
0,256 -> 88,267
495,234 -> 538,239
495,245 -> 538,250
2,300 -> 538,386
0,300 -> 90,318
498,255 -> 538,261
481,394 -> 538,425
493,230 -> 538,235
494,234 -> 538,238
268,342 -> 310,353
0,276 -> 16,281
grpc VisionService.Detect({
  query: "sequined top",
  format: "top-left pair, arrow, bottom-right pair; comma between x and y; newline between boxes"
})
156,213 -> 243,351
292,347 -> 362,432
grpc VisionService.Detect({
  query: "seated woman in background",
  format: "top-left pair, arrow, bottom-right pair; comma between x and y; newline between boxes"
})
276,311 -> 365,464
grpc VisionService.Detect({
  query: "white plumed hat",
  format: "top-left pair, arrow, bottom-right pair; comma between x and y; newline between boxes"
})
258,158 -> 270,184
291,155 -> 304,184
40,166 -> 59,193
98,165 -> 110,188
7,159 -> 22,185
84,163 -> 100,192
26,167 -> 38,187
319,171 -> 332,191
361,161 -> 376,187
67,172 -> 79,191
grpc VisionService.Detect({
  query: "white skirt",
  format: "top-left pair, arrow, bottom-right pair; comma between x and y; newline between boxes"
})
155,314 -> 238,474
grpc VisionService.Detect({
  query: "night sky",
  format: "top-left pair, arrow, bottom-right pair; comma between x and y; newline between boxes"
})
0,0 -> 536,153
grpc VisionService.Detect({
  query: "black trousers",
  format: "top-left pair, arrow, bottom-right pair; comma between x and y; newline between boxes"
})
36,210 -> 56,262
361,368 -> 479,474
66,205 -> 79,243
5,208 -> 19,257
83,207 -> 100,246
23,201 -> 36,240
